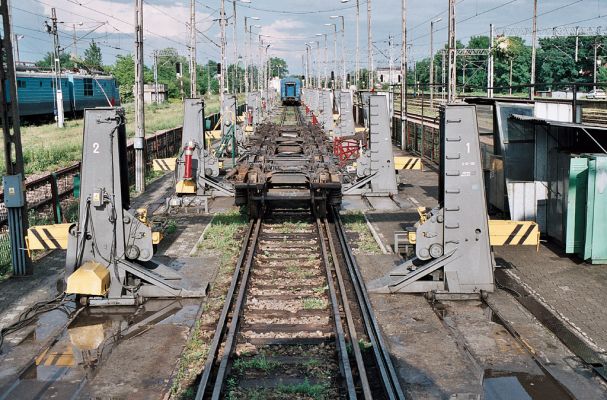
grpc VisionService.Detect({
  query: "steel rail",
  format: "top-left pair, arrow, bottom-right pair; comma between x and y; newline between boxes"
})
315,215 -> 357,399
323,218 -> 373,399
194,218 -> 259,400
332,206 -> 406,400
209,216 -> 262,399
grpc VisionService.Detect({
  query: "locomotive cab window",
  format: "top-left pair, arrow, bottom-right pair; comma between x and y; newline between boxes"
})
17,80 -> 26,88
84,78 -> 93,96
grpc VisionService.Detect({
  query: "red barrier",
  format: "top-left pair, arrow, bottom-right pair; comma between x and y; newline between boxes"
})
333,137 -> 359,166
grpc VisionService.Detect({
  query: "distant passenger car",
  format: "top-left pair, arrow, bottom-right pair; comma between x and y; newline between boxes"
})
7,70 -> 120,118
586,89 -> 606,100
280,77 -> 301,105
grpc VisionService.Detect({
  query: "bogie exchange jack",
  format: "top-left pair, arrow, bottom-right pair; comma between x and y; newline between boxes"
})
155,99 -> 232,210
369,104 -> 495,298
64,108 -> 207,306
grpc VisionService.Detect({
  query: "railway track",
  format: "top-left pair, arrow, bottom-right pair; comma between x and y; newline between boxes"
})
196,105 -> 403,399
195,208 -> 403,399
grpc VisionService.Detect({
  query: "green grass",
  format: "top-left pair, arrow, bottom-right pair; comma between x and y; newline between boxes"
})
340,212 -> 381,255
277,379 -> 330,398
233,355 -> 281,374
302,297 -> 326,310
170,209 -> 248,399
197,209 -> 248,265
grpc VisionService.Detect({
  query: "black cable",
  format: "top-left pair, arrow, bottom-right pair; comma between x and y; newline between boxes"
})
0,293 -> 76,353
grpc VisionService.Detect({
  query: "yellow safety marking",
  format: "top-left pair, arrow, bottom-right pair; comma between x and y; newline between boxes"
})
35,345 -> 75,367
395,156 -> 423,170
489,220 -> 540,248
207,130 -> 222,139
27,223 -> 71,251
152,231 -> 162,245
152,158 -> 176,172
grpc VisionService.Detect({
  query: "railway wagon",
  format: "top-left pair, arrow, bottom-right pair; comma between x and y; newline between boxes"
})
280,76 -> 301,105
6,71 -> 120,118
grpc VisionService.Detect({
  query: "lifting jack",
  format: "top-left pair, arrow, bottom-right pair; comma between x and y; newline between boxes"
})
64,108 -> 207,306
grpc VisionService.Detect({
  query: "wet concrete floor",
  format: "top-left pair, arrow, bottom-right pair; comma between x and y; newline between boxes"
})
352,165 -> 607,399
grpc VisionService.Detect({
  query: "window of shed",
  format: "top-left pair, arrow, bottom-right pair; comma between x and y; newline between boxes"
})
17,80 -> 26,88
84,78 -> 93,96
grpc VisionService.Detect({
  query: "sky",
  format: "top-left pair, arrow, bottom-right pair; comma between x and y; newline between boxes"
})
9,0 -> 607,74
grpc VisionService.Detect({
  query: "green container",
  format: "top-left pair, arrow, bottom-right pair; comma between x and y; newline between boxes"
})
565,157 -> 588,254
583,155 -> 607,264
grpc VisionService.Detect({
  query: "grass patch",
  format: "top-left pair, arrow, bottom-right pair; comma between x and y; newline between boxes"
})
340,211 -> 381,255
233,355 -> 281,374
303,297 -> 326,310
278,379 -> 330,399
170,209 -> 248,399
197,209 -> 248,265
312,285 -> 328,294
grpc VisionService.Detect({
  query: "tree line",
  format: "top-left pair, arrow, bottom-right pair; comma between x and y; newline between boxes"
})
35,40 -> 290,102
408,35 -> 607,94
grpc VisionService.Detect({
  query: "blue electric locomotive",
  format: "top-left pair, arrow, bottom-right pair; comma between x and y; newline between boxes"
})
7,70 -> 120,118
280,77 -> 301,105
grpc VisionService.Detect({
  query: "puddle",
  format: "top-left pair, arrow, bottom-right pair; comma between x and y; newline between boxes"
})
484,369 -> 573,399
1,299 -> 198,399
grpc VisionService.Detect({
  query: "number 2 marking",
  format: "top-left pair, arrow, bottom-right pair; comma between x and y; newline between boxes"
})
93,142 -> 100,154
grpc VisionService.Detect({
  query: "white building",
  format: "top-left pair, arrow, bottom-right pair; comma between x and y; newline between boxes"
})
376,67 -> 402,86
137,84 -> 168,103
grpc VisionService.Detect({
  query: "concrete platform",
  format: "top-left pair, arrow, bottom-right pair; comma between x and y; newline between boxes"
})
354,159 -> 607,398
0,172 -> 230,399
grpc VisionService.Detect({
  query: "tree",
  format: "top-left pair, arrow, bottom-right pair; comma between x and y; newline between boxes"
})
268,57 -> 288,78
35,52 -> 74,69
106,54 -> 135,101
493,36 -> 531,93
84,40 -> 103,70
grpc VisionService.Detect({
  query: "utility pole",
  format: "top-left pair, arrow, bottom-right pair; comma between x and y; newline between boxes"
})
389,34 -> 393,90
509,59 -> 513,95
530,0 -> 537,100
593,39 -> 600,85
367,0 -> 373,90
401,0 -> 407,149
430,18 -> 441,107
356,0 -> 360,88
153,50 -> 159,104
447,0 -> 456,103
220,0 -> 227,136
134,0 -> 145,193
14,34 -> 23,64
72,24 -> 77,59
1,0 -> 30,276
220,0 -> 227,100
316,41 -> 322,89
575,26 -> 579,62
232,0 -> 237,94
325,22 -> 337,89
46,9 -> 64,128
442,49 -> 446,99
244,17 -> 259,96
488,23 -> 494,98
189,0 -> 197,96
330,16 -> 345,88
305,44 -> 311,88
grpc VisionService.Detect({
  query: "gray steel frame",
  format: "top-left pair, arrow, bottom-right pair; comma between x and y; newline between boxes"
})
66,108 -> 205,305
369,104 -> 495,295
